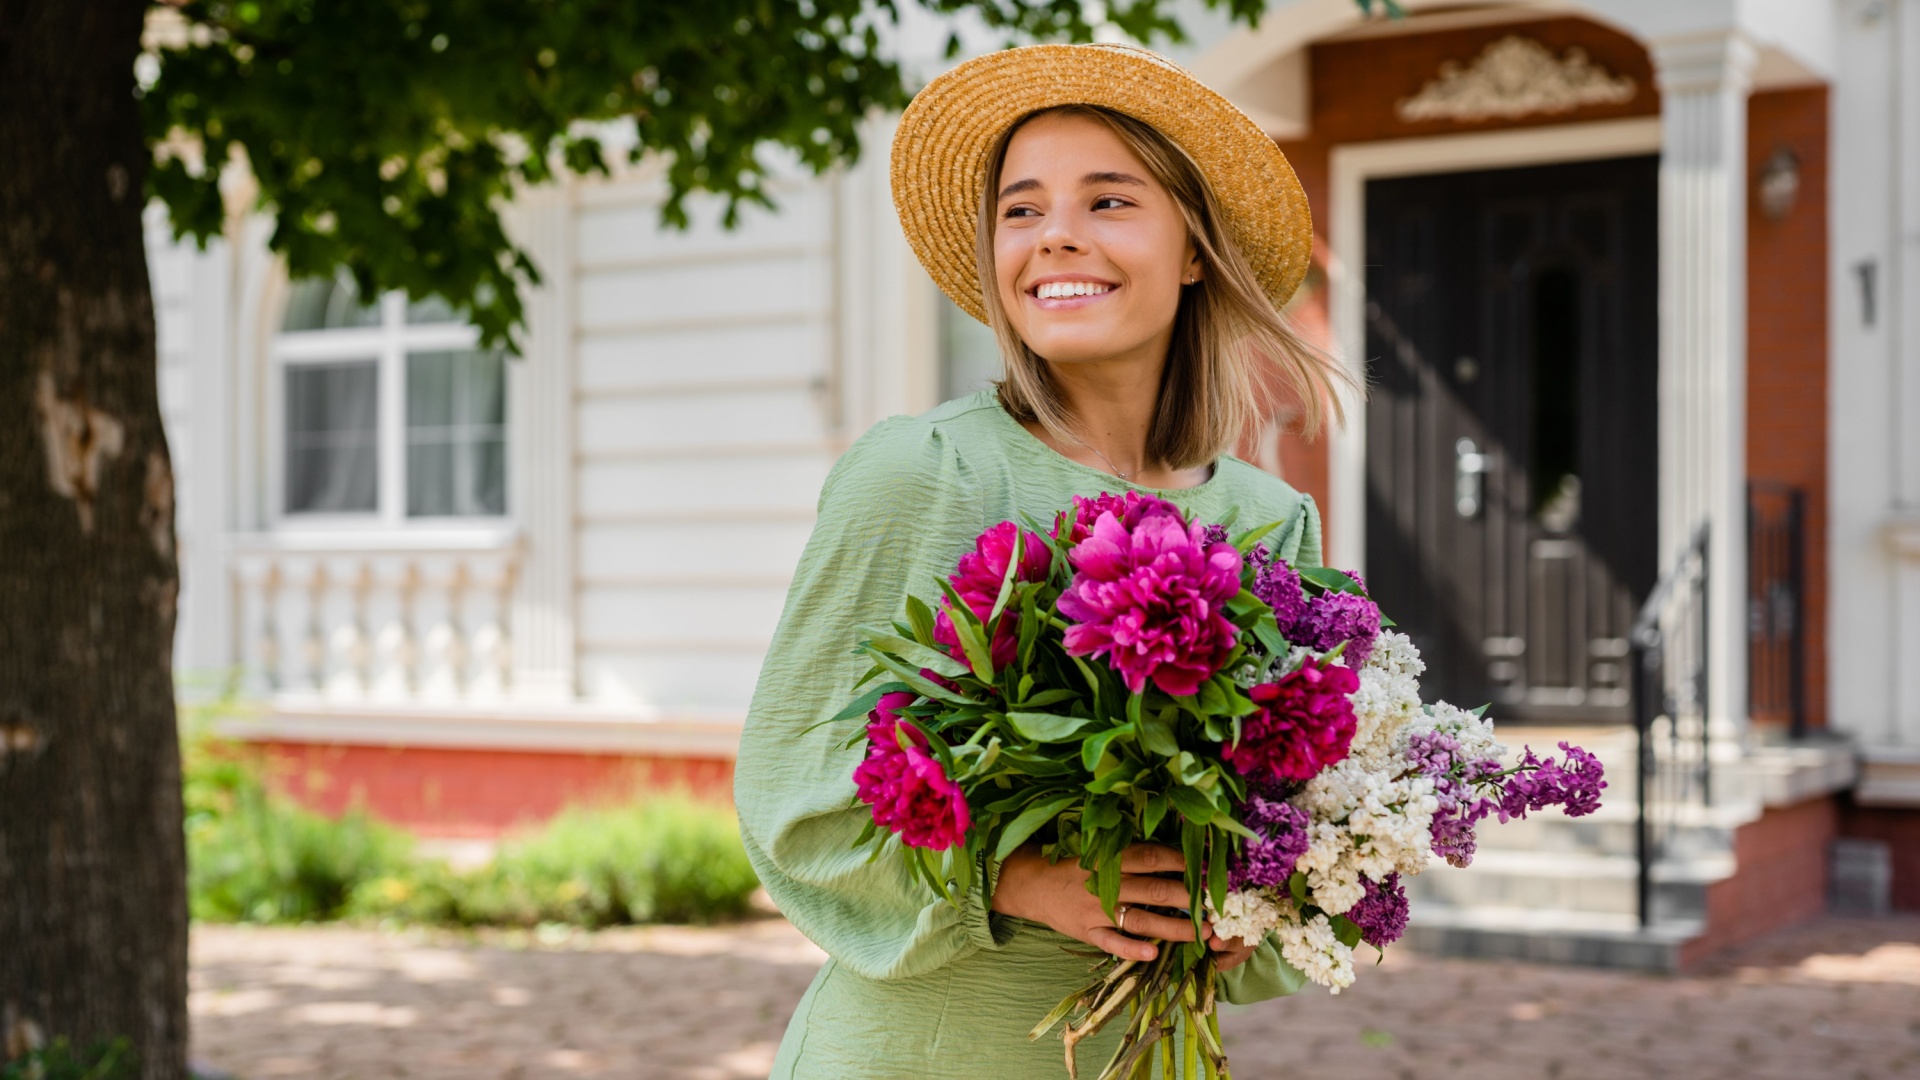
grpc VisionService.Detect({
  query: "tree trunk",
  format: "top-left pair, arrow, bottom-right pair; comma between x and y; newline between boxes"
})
0,3 -> 188,1078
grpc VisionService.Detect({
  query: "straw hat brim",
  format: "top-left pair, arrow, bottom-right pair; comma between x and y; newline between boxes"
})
890,43 -> 1312,325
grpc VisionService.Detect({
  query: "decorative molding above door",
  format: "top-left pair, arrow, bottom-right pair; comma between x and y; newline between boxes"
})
1397,36 -> 1637,124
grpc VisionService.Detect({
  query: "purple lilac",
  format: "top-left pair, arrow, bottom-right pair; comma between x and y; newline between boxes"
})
1202,523 -> 1230,546
1497,742 -> 1608,822
1406,727 -> 1501,868
1249,545 -> 1310,630
1346,873 -> 1410,947
1288,589 -> 1382,668
1229,797 -> 1311,890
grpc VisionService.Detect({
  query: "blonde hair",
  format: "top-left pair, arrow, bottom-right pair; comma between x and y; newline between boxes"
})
975,104 -> 1350,470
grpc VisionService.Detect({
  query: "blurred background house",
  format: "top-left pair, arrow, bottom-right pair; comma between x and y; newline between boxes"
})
150,0 -> 1918,968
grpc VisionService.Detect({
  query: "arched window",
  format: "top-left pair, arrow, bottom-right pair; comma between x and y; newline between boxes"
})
273,275 -> 507,523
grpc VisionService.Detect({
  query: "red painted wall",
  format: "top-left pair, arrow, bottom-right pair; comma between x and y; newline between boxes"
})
256,741 -> 734,838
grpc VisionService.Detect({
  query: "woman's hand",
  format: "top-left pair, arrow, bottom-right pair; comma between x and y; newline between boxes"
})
992,842 -> 1254,969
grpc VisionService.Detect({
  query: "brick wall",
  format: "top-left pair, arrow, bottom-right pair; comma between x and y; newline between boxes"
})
1839,800 -> 1920,912
257,742 -> 735,838
1679,794 -> 1839,968
1745,87 -> 1831,731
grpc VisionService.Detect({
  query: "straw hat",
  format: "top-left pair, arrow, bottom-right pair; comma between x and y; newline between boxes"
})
890,43 -> 1312,325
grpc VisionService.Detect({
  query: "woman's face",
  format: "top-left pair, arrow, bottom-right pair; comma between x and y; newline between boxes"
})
993,112 -> 1200,371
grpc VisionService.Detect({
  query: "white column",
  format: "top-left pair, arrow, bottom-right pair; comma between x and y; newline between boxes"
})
364,556 -> 414,700
502,191 -> 577,704
462,551 -> 514,700
1651,32 -> 1757,743
412,557 -> 463,701
233,556 -> 277,695
272,555 -> 322,694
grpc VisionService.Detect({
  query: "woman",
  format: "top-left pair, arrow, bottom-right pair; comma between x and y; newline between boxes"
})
735,43 -> 1350,1078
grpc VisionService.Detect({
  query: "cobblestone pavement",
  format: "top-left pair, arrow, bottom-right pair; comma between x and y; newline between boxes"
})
191,916 -> 1920,1080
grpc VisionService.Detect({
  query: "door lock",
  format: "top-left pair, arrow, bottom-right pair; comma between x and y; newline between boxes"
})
1455,437 -> 1490,518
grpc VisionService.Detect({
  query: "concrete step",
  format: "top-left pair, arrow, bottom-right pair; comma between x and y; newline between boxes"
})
1402,900 -> 1701,972
1404,848 -> 1732,921
1468,801 -> 1753,860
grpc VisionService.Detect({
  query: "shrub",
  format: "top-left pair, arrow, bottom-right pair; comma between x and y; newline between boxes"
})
183,727 -> 411,923
348,796 -> 760,927
0,1039 -> 133,1080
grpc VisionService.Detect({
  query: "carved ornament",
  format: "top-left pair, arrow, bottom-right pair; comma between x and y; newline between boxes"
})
1396,36 -> 1636,124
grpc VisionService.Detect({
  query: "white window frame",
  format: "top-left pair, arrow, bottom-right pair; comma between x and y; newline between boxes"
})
267,289 -> 511,536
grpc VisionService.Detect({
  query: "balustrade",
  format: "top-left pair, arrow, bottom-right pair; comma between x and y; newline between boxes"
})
231,537 -> 520,703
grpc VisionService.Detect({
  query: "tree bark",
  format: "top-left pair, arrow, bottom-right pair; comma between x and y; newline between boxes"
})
0,3 -> 188,1077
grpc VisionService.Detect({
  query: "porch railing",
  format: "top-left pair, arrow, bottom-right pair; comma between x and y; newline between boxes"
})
1631,524 -> 1711,929
230,534 -> 521,704
1748,482 -> 1807,737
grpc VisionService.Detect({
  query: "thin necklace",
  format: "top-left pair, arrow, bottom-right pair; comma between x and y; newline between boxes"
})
1085,443 -> 1137,482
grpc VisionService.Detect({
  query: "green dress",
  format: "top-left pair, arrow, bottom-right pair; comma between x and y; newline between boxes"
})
736,391 -> 1317,1079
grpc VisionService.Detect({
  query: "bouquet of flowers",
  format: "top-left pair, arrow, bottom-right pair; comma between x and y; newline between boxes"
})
835,492 -> 1604,1079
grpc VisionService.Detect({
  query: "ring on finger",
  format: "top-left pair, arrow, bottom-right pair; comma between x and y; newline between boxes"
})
1115,904 -> 1131,934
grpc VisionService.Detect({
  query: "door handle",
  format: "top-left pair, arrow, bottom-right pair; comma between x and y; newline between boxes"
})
1455,437 -> 1489,518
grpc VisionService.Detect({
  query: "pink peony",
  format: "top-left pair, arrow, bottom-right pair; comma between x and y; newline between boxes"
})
1223,659 -> 1361,784
1061,490 -> 1180,543
854,716 -> 971,851
934,521 -> 1051,672
1057,502 -> 1242,696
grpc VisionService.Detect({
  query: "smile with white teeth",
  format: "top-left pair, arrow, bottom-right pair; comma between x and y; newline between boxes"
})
1033,281 -> 1115,300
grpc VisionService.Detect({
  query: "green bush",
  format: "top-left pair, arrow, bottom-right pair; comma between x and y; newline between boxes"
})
182,717 -> 758,928
349,796 -> 760,927
184,730 -> 411,923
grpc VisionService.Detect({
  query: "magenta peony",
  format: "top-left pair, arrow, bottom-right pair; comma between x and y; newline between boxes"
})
1223,659 -> 1361,783
853,717 -> 971,851
934,521 -> 1052,671
1058,502 -> 1242,696
1063,490 -> 1180,543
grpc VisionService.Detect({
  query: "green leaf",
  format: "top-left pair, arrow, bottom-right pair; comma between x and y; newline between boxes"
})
938,578 -> 996,682
1141,795 -> 1170,840
1137,707 -> 1179,757
1230,519 -> 1286,552
859,629 -> 968,679
1016,687 -> 1078,709
994,793 -> 1079,860
988,528 -> 1025,627
1166,783 -> 1217,825
1080,724 -> 1132,773
865,651 -> 978,706
1005,710 -> 1095,743
807,682 -> 904,735
1300,566 -> 1366,595
1208,828 -> 1230,911
904,594 -> 937,645
1330,913 -> 1364,949
1287,870 -> 1309,906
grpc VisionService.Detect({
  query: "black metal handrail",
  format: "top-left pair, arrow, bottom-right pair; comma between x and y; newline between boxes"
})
1631,524 -> 1711,929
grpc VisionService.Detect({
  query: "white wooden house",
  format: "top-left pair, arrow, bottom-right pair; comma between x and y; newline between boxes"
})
154,0 -> 1920,965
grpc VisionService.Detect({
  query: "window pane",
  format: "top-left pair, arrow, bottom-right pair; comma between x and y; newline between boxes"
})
939,294 -> 1002,402
406,349 -> 507,517
282,275 -> 382,331
404,293 -> 460,324
285,361 -> 379,513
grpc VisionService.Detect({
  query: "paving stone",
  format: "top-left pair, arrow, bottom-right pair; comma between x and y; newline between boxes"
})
189,916 -> 1920,1079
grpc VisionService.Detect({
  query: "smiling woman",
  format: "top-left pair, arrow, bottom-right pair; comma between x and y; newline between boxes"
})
736,43 -> 1349,1080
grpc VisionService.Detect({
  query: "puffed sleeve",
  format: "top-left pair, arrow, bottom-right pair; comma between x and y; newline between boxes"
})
734,415 -> 1002,981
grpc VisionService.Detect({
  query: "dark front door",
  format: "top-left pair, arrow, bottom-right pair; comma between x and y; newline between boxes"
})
1363,156 -> 1658,722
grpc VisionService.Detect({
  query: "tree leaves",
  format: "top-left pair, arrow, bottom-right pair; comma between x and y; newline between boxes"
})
139,1 -> 1381,350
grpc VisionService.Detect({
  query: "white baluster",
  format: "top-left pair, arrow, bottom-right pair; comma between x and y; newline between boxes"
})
462,553 -> 514,700
234,556 -> 279,694
365,556 -> 414,700
413,557 -> 464,701
319,556 -> 368,699
274,556 -> 322,695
